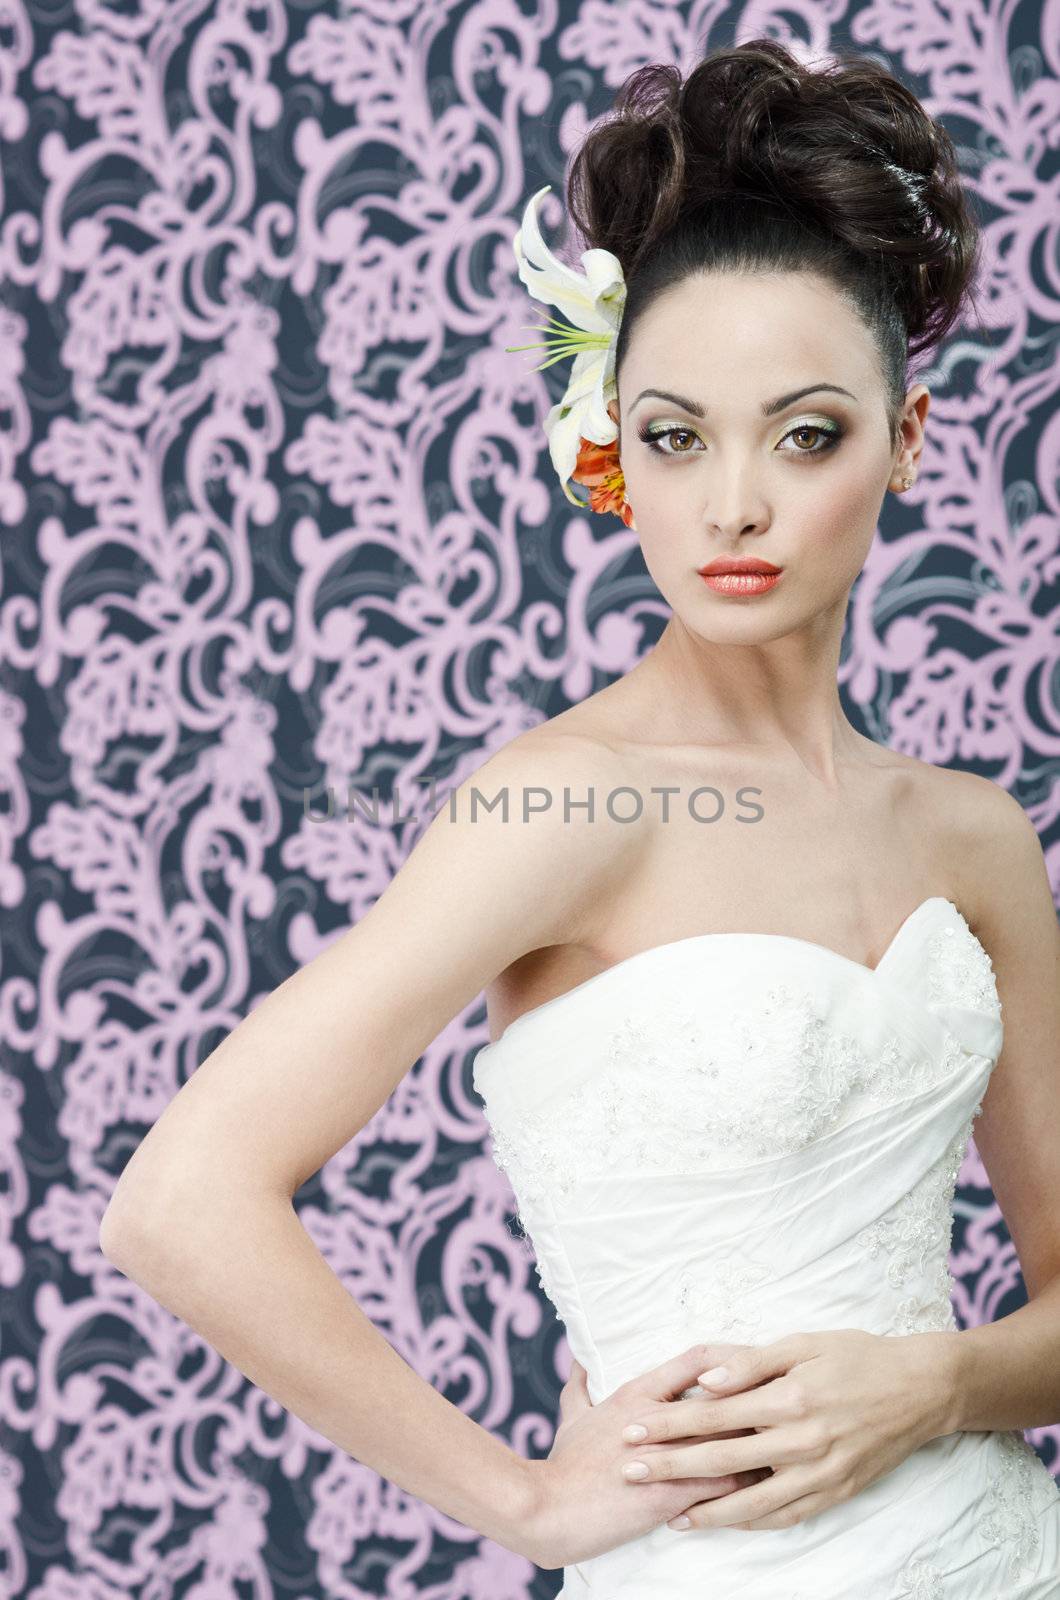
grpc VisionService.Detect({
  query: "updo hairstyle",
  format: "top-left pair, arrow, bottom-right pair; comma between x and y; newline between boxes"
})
565,39 -> 986,454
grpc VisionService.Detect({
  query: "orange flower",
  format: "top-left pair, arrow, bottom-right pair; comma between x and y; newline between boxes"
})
570,436 -> 635,528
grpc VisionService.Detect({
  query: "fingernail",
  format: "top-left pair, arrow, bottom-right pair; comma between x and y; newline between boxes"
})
698,1365 -> 729,1385
622,1424 -> 647,1442
668,1515 -> 691,1529
622,1461 -> 649,1480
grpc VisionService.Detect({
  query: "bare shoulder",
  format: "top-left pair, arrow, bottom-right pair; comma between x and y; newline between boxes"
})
465,714 -> 649,947
920,763 -> 1040,872
904,760 -> 1052,940
466,706 -> 659,1037
936,765 -> 1042,845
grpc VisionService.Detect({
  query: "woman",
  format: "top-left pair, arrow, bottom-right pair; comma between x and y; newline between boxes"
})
100,39 -> 1060,1599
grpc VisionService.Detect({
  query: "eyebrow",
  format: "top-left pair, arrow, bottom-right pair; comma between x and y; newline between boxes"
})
630,383 -> 859,418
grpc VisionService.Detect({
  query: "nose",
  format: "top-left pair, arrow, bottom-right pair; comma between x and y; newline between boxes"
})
706,516 -> 767,540
703,482 -> 770,539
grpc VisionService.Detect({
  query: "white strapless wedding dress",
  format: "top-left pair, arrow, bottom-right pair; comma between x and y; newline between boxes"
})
472,897 -> 1060,1598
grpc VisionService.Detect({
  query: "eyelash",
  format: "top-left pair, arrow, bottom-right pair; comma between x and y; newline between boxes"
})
637,421 -> 845,459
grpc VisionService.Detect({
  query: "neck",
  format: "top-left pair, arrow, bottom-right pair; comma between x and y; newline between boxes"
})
623,614 -> 867,787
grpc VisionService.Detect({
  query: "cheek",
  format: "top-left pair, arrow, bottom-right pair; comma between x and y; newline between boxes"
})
810,472 -> 888,558
630,529 -> 690,604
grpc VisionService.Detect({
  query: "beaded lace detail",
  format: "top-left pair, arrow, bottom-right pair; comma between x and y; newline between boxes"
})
483,911 -> 1000,1219
485,983 -> 967,1209
926,919 -> 1000,1013
893,1561 -> 944,1599
855,1110 -> 980,1336
660,1108 -> 982,1346
671,1252 -> 774,1345
978,1426 -> 1057,1579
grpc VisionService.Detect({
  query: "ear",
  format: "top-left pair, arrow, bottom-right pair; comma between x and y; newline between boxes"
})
890,382 -> 930,486
607,397 -> 620,430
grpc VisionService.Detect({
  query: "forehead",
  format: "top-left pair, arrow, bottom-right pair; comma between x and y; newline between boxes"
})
621,270 -> 879,394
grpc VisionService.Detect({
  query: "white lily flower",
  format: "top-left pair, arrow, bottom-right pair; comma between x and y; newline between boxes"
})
505,184 -> 627,506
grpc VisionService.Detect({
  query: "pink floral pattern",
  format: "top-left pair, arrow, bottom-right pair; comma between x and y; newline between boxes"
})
0,2 -> 1056,1595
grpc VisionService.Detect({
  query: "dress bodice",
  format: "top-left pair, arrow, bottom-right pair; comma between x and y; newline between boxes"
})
471,897 -> 1060,1596
473,897 -> 1000,1365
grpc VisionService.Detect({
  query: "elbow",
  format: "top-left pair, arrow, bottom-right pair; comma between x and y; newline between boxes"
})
98,1194 -> 196,1305
99,1153 -> 211,1266
98,1197 -> 147,1268
99,1178 -> 173,1269
97,1199 -> 204,1315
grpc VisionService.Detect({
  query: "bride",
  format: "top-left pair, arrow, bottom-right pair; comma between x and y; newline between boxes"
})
99,37 -> 1060,1599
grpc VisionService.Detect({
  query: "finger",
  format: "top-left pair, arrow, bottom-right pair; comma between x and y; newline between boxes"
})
622,1391 -> 781,1445
696,1334 -> 810,1396
668,1469 -> 814,1531
680,1470 -> 761,1501
684,1467 -> 772,1505
728,1490 -> 828,1531
639,1344 -> 748,1404
621,1434 -> 771,1484
557,1360 -> 591,1421
700,1468 -> 770,1494
563,1357 -> 586,1385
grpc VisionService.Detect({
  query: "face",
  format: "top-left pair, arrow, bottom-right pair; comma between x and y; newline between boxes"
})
606,270 -> 929,631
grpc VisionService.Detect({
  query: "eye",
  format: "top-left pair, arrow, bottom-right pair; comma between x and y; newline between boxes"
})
637,424 -> 702,457
637,420 -> 845,458
778,422 -> 843,455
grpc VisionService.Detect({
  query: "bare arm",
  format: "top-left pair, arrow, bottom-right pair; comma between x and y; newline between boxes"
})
98,732 -> 639,1560
939,779 -> 1060,1433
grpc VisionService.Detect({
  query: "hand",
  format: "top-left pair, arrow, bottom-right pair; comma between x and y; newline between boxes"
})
615,1328 -> 955,1532
521,1342 -> 770,1570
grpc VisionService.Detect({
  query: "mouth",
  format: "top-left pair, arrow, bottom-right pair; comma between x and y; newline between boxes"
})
697,559 -> 783,596
697,558 -> 782,576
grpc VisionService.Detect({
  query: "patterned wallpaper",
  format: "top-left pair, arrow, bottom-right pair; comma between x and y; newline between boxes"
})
1,2 -> 1058,1597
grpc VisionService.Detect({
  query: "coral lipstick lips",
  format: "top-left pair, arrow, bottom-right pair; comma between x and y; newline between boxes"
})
697,556 -> 782,596
701,570 -> 781,595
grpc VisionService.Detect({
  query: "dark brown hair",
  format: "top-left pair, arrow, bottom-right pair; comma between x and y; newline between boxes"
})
565,39 -> 985,454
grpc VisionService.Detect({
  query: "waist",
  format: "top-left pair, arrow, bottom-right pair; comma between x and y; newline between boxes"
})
559,1429 -> 1059,1598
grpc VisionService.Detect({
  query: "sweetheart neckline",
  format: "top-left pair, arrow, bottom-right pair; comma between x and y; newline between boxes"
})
483,895 -> 967,1053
